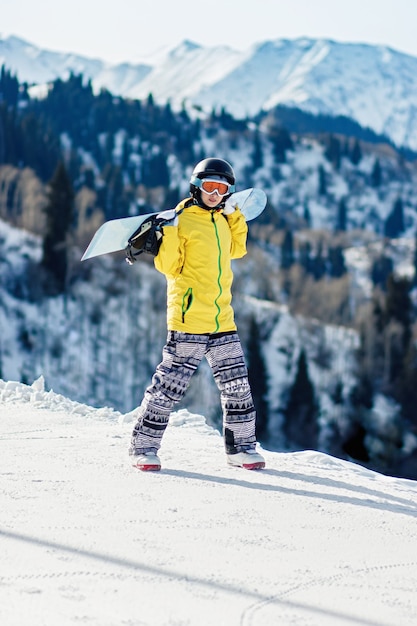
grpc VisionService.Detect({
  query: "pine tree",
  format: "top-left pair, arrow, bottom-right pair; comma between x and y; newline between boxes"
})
412,230 -> 417,287
349,369 -> 374,411
141,151 -> 170,188
385,274 -> 412,345
283,349 -> 319,449
41,161 -> 74,293
325,134 -> 341,170
336,197 -> 347,231
299,241 -> 313,275
251,129 -> 263,171
328,246 -> 347,278
247,317 -> 269,442
396,343 -> 417,426
318,164 -> 327,196
371,157 -> 382,187
371,255 -> 394,290
281,229 -> 295,269
350,139 -> 362,165
363,275 -> 413,399
0,103 -> 7,164
311,241 -> 327,280
342,423 -> 370,462
270,124 -> 293,163
303,200 -> 311,227
384,197 -> 405,238
102,164 -> 126,219
0,65 -> 19,108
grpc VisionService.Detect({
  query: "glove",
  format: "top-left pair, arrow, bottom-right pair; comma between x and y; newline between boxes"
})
126,215 -> 164,263
126,209 -> 179,264
223,196 -> 239,215
157,208 -> 178,226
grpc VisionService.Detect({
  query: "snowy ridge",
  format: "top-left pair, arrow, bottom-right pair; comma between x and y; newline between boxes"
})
0,376 -> 216,434
3,34 -> 417,149
1,379 -> 417,625
0,376 -> 120,421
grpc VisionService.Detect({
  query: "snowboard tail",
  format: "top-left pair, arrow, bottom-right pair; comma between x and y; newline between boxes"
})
81,213 -> 155,261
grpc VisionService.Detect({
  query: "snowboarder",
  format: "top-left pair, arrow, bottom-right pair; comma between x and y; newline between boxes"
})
129,158 -> 265,471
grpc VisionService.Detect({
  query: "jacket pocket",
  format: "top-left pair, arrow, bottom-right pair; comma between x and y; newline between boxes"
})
181,287 -> 193,323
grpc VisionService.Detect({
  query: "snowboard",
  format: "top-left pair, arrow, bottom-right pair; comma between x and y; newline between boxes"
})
81,188 -> 267,261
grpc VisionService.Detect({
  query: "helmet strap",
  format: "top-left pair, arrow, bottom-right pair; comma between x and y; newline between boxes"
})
194,192 -> 225,211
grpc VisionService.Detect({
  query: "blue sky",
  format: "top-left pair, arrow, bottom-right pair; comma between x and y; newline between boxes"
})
3,0 -> 417,63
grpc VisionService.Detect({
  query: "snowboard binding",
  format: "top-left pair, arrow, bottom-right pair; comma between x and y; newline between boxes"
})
125,215 -> 165,264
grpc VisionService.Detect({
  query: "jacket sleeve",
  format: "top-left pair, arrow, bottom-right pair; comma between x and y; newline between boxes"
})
154,225 -> 184,277
225,208 -> 248,259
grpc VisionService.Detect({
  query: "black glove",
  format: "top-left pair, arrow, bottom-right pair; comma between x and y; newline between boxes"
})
126,216 -> 164,264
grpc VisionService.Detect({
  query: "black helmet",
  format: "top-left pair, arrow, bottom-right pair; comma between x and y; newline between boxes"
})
190,158 -> 236,200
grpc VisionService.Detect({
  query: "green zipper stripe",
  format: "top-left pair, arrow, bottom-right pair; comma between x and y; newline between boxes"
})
212,213 -> 222,332
181,287 -> 193,323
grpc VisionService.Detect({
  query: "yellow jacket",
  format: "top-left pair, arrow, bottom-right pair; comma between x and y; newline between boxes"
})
154,198 -> 248,334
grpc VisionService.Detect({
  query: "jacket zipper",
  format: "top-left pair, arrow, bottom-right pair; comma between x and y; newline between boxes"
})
181,287 -> 193,323
211,212 -> 222,333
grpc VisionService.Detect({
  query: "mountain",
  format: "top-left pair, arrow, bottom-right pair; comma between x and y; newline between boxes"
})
1,377 -> 417,626
0,35 -> 152,93
2,35 -> 417,150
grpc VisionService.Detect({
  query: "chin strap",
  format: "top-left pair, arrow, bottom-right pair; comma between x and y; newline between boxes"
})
194,196 -> 226,211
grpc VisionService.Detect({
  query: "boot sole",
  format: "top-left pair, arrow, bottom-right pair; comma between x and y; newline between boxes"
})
242,461 -> 265,470
132,462 -> 161,471
228,460 -> 265,470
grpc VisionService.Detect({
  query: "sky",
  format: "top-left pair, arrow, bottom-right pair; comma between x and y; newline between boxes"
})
2,0 -> 417,64
1,377 -> 417,625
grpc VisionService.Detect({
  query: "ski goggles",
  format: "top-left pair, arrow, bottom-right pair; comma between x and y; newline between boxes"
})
194,178 -> 235,196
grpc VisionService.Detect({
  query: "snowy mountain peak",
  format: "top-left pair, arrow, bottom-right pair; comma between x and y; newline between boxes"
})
3,34 -> 417,150
170,39 -> 202,56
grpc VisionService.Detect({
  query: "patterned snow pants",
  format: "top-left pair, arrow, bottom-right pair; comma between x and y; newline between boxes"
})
129,331 -> 257,456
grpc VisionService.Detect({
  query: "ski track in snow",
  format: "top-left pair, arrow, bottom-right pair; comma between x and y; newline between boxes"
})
1,378 -> 417,626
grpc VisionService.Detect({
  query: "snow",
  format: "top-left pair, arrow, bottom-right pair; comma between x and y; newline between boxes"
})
1,378 -> 417,626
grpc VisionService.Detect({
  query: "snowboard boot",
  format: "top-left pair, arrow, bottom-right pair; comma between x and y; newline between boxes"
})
132,452 -> 161,471
227,449 -> 265,470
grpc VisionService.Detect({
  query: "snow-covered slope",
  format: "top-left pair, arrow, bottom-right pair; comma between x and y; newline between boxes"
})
0,216 -> 361,442
3,35 -> 417,150
1,378 -> 417,626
